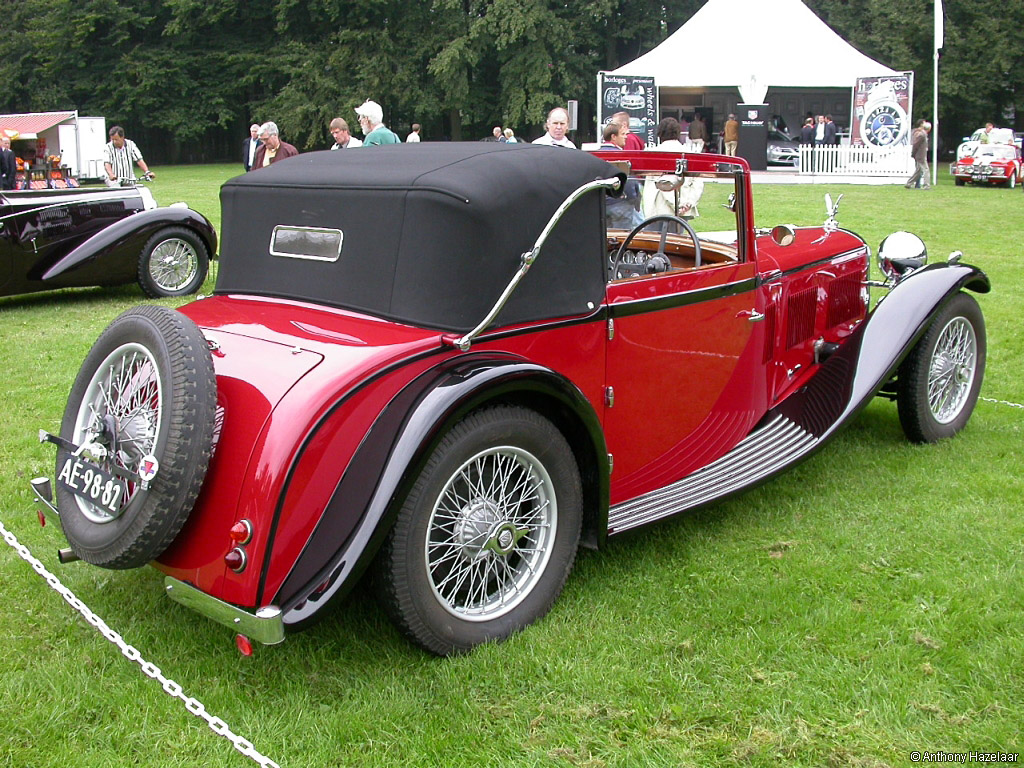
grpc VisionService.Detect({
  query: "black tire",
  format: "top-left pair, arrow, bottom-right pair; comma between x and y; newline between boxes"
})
376,406 -> 583,656
897,292 -> 985,443
954,178 -> 966,186
138,226 -> 209,298
56,305 -> 217,568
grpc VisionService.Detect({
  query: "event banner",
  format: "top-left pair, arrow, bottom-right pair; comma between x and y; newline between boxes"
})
851,72 -> 914,149
597,72 -> 657,146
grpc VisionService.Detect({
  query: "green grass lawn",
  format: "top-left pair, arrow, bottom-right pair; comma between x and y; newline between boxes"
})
1,164 -> 1021,767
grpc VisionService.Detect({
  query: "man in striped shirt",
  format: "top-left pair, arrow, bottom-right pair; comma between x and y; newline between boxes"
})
103,126 -> 153,187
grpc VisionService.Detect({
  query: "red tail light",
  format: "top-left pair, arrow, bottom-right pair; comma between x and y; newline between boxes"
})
229,519 -> 253,544
225,547 -> 247,573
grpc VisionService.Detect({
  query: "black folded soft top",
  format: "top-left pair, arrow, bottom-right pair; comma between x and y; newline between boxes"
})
216,143 -> 616,332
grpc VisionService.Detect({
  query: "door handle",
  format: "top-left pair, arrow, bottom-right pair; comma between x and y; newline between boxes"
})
736,309 -> 765,323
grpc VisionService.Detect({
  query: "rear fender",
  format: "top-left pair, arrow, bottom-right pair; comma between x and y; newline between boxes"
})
41,207 -> 217,280
774,261 -> 989,438
275,354 -> 607,623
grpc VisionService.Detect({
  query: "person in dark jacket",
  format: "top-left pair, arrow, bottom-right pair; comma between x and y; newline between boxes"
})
243,124 -> 260,171
250,122 -> 298,170
0,137 -> 16,189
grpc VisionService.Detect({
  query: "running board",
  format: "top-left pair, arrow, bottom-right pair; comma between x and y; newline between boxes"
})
608,415 -> 819,533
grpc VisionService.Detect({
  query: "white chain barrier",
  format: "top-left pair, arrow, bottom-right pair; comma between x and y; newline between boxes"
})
0,519 -> 281,768
982,396 -> 1024,410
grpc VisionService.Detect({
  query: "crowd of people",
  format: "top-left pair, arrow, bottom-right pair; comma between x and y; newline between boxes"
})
798,114 -> 840,147
242,99 -> 414,172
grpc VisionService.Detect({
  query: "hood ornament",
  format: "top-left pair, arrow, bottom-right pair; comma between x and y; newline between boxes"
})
813,193 -> 843,244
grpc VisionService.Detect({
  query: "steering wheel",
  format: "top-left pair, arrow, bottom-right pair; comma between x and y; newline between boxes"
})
610,214 -> 702,280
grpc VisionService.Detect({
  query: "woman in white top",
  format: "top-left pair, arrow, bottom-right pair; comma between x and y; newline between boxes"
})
643,117 -> 703,219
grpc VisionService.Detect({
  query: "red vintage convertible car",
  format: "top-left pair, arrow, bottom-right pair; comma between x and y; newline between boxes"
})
32,144 -> 988,656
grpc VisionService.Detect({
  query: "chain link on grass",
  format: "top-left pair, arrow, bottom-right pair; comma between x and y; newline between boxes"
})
0,519 -> 280,768
981,396 -> 1024,410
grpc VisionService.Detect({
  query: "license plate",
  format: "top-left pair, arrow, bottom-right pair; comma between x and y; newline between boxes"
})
57,454 -> 126,516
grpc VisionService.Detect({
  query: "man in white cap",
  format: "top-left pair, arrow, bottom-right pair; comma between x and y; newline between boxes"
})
531,107 -> 576,148
355,100 -> 400,146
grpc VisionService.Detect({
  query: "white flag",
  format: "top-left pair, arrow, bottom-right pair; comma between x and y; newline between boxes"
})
935,0 -> 944,51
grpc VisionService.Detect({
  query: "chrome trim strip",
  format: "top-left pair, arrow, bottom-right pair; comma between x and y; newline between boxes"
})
164,577 -> 285,645
608,415 -> 819,533
608,276 -> 757,318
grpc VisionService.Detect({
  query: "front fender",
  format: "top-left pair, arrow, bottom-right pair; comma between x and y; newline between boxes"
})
41,206 -> 217,280
276,353 -> 607,623
774,261 -> 989,438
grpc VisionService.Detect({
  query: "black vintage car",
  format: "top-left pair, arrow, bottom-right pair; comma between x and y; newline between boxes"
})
0,184 -> 216,299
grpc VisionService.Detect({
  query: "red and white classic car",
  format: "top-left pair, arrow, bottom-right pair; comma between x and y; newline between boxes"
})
32,144 -> 988,655
951,142 -> 1023,188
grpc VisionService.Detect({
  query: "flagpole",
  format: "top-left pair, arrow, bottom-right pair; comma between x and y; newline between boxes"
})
932,0 -> 943,186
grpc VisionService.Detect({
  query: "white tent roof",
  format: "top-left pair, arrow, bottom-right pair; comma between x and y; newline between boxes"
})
612,0 -> 899,104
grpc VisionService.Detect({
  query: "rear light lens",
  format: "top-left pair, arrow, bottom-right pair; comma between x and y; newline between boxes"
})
225,547 -> 247,573
229,519 -> 253,544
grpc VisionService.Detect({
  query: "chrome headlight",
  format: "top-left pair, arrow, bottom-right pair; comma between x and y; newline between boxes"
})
877,231 -> 927,281
138,185 -> 158,211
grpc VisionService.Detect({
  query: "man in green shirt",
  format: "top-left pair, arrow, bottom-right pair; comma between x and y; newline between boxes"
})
355,100 -> 400,146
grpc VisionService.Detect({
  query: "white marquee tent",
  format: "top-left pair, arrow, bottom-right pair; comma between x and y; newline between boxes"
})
612,0 -> 899,105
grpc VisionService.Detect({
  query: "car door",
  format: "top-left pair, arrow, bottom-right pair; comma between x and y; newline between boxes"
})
602,176 -> 770,506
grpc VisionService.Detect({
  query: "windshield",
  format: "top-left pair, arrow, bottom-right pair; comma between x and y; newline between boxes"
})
604,162 -> 743,279
973,145 -> 1016,161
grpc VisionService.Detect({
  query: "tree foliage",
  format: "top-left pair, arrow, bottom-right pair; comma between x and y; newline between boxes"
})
0,0 -> 1017,162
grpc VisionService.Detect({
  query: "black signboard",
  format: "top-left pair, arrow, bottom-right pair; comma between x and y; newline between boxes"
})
597,72 -> 657,147
737,104 -> 768,171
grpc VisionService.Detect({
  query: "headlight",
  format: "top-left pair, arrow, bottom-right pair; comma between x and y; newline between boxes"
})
877,231 -> 927,281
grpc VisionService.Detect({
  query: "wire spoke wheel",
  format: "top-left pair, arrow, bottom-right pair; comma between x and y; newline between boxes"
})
139,227 -> 209,298
898,292 -> 985,443
148,237 -> 199,293
70,343 -> 162,524
377,406 -> 582,655
926,316 -> 977,425
57,306 -> 217,568
427,446 -> 557,621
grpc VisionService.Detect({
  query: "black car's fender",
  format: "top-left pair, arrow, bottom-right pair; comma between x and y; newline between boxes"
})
273,353 -> 608,624
774,261 -> 989,439
41,206 -> 217,281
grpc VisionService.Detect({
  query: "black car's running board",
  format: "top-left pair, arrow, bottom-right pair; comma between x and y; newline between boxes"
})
608,415 -> 818,534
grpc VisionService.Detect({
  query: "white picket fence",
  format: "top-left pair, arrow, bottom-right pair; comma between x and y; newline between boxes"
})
798,145 -> 913,176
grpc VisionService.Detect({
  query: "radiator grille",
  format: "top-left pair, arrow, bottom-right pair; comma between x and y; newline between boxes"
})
786,288 -> 817,348
826,274 -> 863,328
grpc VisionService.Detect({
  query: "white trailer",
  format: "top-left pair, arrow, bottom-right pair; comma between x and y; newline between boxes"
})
0,111 -> 107,181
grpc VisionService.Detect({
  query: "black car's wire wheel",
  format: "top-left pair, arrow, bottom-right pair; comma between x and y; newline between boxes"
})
897,292 -> 985,443
138,227 -> 209,298
376,406 -> 582,656
56,306 -> 217,568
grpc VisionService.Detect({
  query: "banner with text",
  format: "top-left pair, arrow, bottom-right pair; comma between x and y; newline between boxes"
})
597,72 -> 657,147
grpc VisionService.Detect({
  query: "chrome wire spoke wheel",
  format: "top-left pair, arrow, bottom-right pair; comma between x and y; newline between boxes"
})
927,316 -> 977,424
71,342 -> 162,523
426,446 -> 557,621
149,237 -> 199,293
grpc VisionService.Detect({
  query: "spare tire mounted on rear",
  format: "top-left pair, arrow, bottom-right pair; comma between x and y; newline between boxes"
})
55,305 -> 217,569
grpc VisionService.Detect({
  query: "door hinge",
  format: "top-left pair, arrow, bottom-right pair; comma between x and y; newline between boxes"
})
607,453 -> 614,475
607,318 -> 615,340
604,386 -> 615,408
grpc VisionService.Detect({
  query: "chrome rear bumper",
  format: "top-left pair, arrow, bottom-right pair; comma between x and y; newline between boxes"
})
164,577 -> 285,645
